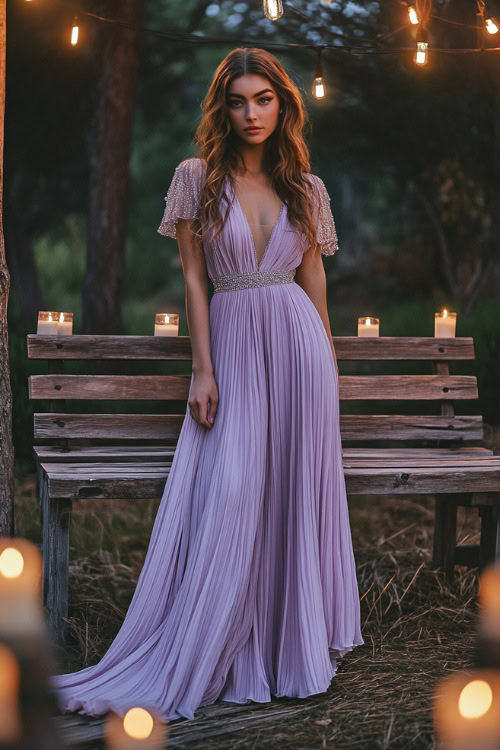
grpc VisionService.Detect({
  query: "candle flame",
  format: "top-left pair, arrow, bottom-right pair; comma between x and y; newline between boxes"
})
123,707 -> 154,739
48,313 -> 53,322
164,315 -> 170,324
366,318 -> 371,325
0,548 -> 25,579
458,679 -> 493,719
59,312 -> 64,322
442,309 -> 448,317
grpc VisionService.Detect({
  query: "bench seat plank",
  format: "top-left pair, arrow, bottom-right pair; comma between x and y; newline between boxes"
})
40,457 -> 500,499
33,445 -> 493,463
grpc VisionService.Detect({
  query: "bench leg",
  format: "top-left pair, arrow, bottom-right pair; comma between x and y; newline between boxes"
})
40,473 -> 72,649
479,494 -> 500,571
432,495 -> 459,580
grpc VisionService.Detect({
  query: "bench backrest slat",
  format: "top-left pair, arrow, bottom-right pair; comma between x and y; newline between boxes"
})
27,335 -> 475,360
29,374 -> 478,401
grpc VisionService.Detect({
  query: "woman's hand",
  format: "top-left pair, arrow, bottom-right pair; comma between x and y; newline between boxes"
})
189,370 -> 219,429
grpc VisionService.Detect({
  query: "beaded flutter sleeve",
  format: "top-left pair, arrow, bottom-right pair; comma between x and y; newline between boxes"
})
309,174 -> 339,256
157,158 -> 205,239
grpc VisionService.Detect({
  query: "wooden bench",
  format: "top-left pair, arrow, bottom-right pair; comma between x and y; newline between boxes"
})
27,333 -> 500,647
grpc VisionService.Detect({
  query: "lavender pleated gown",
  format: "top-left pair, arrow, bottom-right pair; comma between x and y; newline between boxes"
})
50,157 -> 364,721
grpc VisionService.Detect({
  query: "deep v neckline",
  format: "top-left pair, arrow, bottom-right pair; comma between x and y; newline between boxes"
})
230,180 -> 285,270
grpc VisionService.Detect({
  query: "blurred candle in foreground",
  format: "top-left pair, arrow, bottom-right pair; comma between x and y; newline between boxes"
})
0,538 -> 45,638
434,669 -> 500,750
478,563 -> 500,666
154,313 -> 179,337
434,309 -> 457,337
0,644 -> 22,743
358,316 -> 380,337
105,706 -> 169,749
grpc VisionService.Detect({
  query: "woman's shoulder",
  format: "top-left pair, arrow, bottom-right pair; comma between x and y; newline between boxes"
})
304,172 -> 327,190
175,156 -> 207,177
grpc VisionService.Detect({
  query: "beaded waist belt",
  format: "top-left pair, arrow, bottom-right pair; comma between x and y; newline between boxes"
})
211,269 -> 296,293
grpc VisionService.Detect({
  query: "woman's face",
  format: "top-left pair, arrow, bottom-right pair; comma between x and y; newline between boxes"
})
226,74 -> 280,144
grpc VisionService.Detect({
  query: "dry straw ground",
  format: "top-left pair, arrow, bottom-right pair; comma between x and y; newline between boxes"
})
15,425 -> 500,748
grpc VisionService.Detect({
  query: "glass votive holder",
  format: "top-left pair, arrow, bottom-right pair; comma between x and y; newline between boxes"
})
358,316 -> 380,337
0,538 -> 45,639
57,312 -> 73,335
154,313 -> 179,337
37,311 -> 73,335
434,309 -> 457,337
37,311 -> 59,335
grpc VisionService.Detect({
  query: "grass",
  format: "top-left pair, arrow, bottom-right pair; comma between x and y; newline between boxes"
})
14,425 -> 500,748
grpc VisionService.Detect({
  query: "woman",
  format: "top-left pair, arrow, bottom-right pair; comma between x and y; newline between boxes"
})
51,46 -> 364,722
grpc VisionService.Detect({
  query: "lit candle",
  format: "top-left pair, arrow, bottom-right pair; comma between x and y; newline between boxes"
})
478,563 -> 500,645
434,669 -> 500,749
105,707 -> 169,749
0,644 -> 22,743
37,311 -> 59,335
57,312 -> 73,335
0,539 -> 45,639
435,309 -> 457,337
358,316 -> 380,337
154,313 -> 179,337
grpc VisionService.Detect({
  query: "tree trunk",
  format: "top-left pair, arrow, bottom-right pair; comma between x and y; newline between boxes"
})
83,0 -> 145,334
4,174 -> 46,332
0,0 -> 14,536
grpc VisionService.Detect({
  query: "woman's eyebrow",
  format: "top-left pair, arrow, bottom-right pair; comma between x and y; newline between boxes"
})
227,88 -> 274,99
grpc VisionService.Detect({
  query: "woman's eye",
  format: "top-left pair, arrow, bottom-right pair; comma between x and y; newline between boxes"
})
259,97 -> 272,104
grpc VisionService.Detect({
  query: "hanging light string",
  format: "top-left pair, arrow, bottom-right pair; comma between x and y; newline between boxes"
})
37,0 -> 500,100
65,2 -> 500,54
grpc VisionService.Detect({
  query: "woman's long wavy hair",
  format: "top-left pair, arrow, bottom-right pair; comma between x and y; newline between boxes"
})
190,47 -> 320,256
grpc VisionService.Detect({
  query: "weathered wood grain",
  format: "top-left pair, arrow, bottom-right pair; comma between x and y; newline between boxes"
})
40,471 -> 72,645
29,374 -> 478,401
27,334 -> 475,360
33,413 -> 484,442
32,444 -> 493,463
40,459 -> 500,499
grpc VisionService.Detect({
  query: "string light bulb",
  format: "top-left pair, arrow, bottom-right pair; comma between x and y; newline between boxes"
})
70,15 -> 80,46
312,48 -> 326,99
407,2 -> 419,25
414,26 -> 429,65
485,16 -> 499,33
263,0 -> 283,21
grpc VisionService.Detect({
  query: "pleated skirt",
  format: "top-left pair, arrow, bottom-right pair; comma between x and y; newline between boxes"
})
50,280 -> 364,721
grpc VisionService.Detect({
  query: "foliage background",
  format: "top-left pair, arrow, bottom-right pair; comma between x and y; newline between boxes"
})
6,0 -> 500,474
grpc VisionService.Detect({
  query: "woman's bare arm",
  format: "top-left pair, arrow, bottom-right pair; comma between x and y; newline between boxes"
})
176,219 -> 218,428
295,247 -> 339,376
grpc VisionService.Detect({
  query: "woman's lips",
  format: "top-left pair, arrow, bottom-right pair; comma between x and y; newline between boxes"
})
245,128 -> 262,134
